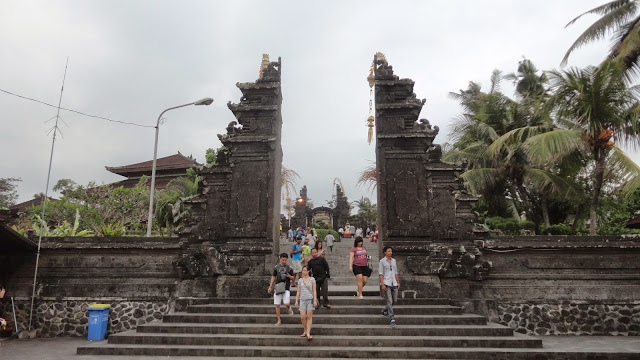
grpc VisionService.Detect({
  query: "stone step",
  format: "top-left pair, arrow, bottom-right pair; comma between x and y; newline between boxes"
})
107,332 -> 543,348
186,304 -> 465,315
162,313 -> 487,326
135,322 -> 515,337
289,286 -> 380,296
183,296 -> 450,306
77,343 -> 637,359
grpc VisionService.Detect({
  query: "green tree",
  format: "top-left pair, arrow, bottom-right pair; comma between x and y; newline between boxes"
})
353,197 -> 377,228
155,176 -> 199,237
444,69 -> 538,219
31,177 -> 150,234
0,177 -> 21,209
524,60 -> 640,234
563,0 -> 640,74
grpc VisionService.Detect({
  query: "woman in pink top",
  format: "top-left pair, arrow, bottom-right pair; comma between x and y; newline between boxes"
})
348,236 -> 371,299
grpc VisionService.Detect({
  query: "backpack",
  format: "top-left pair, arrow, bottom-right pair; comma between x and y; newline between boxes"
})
274,264 -> 291,295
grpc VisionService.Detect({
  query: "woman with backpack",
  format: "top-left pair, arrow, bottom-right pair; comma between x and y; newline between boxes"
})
294,266 -> 317,340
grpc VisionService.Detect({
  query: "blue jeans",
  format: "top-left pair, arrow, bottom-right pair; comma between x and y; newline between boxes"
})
383,285 -> 397,319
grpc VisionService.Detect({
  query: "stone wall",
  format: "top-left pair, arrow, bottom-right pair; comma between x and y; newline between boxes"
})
1,236 -> 179,337
450,235 -> 640,336
1,298 -> 169,337
496,301 -> 640,336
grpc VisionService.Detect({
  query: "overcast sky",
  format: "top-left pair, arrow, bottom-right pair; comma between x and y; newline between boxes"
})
2,0 -> 634,213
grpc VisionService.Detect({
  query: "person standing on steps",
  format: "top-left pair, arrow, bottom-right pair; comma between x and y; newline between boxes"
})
0,284 -> 7,328
294,266 -> 317,340
268,253 -> 295,326
307,248 -> 331,308
348,236 -> 371,299
290,237 -> 303,286
314,240 -> 326,258
379,246 -> 400,327
325,231 -> 334,253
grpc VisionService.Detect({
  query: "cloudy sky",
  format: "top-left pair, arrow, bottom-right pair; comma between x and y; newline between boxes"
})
2,0 -> 632,213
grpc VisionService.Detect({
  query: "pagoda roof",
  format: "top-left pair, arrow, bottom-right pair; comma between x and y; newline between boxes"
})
10,196 -> 57,214
106,152 -> 200,176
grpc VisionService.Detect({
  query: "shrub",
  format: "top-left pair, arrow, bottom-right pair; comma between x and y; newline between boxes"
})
314,229 -> 340,243
539,224 -> 572,235
485,216 -> 535,235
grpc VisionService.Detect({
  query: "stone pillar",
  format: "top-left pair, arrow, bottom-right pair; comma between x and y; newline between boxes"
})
176,55 -> 283,298
373,54 -> 489,297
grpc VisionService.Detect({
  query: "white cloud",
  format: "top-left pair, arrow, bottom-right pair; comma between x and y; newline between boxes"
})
2,0 -> 636,212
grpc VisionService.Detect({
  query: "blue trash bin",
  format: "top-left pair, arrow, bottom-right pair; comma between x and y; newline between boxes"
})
87,304 -> 110,341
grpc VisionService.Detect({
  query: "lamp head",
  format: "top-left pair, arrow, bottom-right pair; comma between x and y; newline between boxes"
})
194,97 -> 214,106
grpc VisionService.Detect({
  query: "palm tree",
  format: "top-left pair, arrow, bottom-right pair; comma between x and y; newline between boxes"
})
281,166 -> 301,222
562,0 -> 640,75
155,176 -> 199,237
524,60 -> 640,234
445,70 -> 539,219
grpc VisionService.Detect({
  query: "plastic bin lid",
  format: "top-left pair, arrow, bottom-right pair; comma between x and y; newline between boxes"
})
88,304 -> 111,309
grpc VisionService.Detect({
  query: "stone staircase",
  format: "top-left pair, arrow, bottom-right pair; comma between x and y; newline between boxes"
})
78,292 -> 550,358
76,293 -> 635,359
76,239 -> 637,359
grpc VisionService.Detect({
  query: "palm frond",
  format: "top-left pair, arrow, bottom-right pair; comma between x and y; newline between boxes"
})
486,125 -> 553,159
356,165 -> 377,191
562,0 -> 638,66
523,129 -> 584,164
526,168 -> 579,198
460,168 -> 505,194
608,146 -> 640,192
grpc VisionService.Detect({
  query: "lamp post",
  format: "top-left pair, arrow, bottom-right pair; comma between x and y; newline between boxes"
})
146,97 -> 213,237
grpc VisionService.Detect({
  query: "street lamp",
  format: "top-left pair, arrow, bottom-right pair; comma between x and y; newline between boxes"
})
146,97 -> 214,237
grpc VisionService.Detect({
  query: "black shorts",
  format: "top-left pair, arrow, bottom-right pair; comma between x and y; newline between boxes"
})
353,265 -> 372,277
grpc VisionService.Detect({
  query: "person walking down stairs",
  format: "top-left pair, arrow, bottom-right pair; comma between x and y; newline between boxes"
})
267,253 -> 295,326
307,248 -> 331,308
294,266 -> 317,340
379,246 -> 400,327
348,236 -> 371,299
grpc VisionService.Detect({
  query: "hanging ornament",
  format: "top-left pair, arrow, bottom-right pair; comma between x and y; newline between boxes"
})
367,115 -> 375,144
366,60 -> 376,145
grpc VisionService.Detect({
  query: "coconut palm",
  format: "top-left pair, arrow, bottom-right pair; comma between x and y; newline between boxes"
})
445,70 -> 541,219
524,60 -> 640,234
562,0 -> 640,75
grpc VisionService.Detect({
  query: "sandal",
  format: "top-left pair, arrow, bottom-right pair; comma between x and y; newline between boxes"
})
306,335 -> 313,340
300,333 -> 306,337
289,307 -> 294,315
274,322 -> 281,326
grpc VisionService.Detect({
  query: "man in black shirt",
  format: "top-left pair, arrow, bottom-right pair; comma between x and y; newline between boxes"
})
307,248 -> 331,308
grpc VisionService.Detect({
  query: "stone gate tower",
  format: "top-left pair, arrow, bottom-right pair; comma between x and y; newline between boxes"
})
373,54 -> 490,297
175,55 -> 283,298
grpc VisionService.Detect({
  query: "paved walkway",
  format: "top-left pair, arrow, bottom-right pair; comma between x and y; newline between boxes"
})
2,335 -> 639,359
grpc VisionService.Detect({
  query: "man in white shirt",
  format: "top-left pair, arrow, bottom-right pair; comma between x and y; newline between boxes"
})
325,232 -> 335,253
379,246 -> 399,327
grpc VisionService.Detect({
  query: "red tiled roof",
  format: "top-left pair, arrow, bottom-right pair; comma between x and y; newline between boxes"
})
107,177 -> 174,190
10,196 -> 57,213
106,152 -> 200,176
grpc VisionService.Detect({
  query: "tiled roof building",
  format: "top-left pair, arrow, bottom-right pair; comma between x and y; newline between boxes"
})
105,152 -> 200,190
